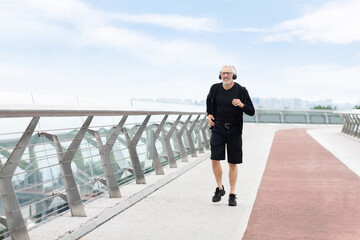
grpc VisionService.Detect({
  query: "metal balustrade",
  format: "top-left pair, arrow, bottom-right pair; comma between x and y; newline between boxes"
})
340,112 -> 360,138
0,109 -> 209,240
243,109 -> 342,124
0,108 -> 346,239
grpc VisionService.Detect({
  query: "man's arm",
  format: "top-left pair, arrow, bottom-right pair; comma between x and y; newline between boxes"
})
232,88 -> 255,116
206,90 -> 211,115
206,84 -> 216,126
242,88 -> 255,116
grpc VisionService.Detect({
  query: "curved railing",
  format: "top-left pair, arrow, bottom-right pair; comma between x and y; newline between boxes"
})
0,108 -> 345,239
339,112 -> 360,138
0,109 -> 208,240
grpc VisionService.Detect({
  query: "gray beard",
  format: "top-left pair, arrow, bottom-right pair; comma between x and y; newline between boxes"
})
222,79 -> 233,85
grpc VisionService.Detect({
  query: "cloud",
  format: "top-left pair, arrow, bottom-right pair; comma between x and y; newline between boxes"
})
109,14 -> 219,32
0,0 -> 226,66
280,64 -> 360,102
225,27 -> 270,33
246,63 -> 360,103
262,0 -> 360,44
81,26 -> 231,66
0,0 -> 102,43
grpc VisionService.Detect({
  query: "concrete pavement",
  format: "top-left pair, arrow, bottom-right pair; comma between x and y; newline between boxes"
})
77,123 -> 280,240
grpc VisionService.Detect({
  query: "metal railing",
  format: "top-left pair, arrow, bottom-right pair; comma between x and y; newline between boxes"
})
339,112 -> 360,138
0,109 -> 209,240
0,108 -> 345,239
243,109 -> 342,124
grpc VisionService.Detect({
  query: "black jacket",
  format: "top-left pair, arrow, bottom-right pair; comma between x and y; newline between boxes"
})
206,82 -> 255,132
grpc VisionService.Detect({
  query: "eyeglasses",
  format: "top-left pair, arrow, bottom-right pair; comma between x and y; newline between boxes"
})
221,72 -> 233,75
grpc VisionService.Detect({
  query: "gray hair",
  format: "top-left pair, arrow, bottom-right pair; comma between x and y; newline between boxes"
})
221,65 -> 235,73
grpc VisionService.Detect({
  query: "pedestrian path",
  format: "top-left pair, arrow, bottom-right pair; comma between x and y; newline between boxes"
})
78,123 -> 281,240
28,124 -> 360,240
243,128 -> 360,240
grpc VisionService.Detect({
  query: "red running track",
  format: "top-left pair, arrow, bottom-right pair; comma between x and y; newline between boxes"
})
243,129 -> 360,240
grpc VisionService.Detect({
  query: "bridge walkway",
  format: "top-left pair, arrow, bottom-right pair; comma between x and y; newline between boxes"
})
27,124 -> 360,240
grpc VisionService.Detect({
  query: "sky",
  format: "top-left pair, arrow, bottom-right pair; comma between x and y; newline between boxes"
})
0,0 -> 360,105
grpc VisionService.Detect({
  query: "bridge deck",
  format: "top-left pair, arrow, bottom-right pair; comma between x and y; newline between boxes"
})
27,124 -> 360,240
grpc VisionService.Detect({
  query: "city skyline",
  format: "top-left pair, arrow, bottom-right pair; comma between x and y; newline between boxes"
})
0,0 -> 359,104
132,96 -> 358,111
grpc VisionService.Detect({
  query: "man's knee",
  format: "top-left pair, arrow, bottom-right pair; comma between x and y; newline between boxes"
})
228,162 -> 238,169
212,160 -> 221,166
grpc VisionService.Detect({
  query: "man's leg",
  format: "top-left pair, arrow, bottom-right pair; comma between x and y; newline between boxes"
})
228,163 -> 238,194
212,160 -> 223,189
210,130 -> 226,202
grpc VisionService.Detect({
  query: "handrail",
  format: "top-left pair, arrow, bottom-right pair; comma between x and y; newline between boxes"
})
0,109 -> 204,118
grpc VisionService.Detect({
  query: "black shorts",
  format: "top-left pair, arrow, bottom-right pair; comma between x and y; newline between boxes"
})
210,122 -> 243,164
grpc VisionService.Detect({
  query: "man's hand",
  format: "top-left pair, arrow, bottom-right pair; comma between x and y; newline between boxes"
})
232,99 -> 244,108
208,114 -> 215,126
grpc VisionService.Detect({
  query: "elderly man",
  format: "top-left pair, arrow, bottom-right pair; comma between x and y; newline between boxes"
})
206,65 -> 255,206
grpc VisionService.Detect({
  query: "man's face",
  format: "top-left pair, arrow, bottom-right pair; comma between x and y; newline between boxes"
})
221,66 -> 233,85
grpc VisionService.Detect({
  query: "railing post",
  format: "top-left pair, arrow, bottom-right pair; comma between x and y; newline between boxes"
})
348,114 -> 354,135
123,115 -> 151,184
306,112 -> 310,124
325,113 -> 329,125
163,115 -> 182,168
186,115 -> 200,157
149,115 -> 168,174
280,111 -> 284,124
0,117 -> 39,240
197,119 -> 205,154
348,114 -> 355,135
344,114 -> 350,134
200,116 -> 209,150
87,129 -> 121,197
354,114 -> 360,138
340,114 -> 346,133
40,116 -> 93,217
86,116 -> 127,198
176,116 -> 191,162
350,114 -> 357,136
344,114 -> 351,134
350,114 -> 355,136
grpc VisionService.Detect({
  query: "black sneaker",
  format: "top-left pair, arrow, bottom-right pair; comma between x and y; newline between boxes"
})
228,194 -> 237,206
212,185 -> 225,202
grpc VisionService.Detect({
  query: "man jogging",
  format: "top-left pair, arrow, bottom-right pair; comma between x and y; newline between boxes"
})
206,65 -> 255,206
